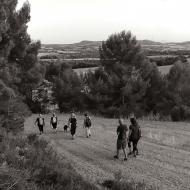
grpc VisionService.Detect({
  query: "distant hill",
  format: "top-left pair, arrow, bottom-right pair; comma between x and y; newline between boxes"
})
41,39 -> 190,60
72,40 -> 162,47
139,40 -> 162,46
73,40 -> 102,46
43,40 -> 190,48
170,41 -> 190,46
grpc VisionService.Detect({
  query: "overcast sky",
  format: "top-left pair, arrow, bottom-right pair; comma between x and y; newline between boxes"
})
17,0 -> 190,44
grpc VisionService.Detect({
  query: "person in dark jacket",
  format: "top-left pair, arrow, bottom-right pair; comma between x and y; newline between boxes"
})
114,118 -> 128,161
83,113 -> 92,138
128,117 -> 141,157
68,112 -> 77,139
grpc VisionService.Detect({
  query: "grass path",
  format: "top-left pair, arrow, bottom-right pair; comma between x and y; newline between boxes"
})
25,114 -> 190,190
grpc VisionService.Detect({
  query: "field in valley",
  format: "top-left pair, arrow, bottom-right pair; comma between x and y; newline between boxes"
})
73,65 -> 173,76
25,114 -> 190,190
40,41 -> 190,76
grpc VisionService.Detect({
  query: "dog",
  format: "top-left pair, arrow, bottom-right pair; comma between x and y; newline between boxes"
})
64,125 -> 69,132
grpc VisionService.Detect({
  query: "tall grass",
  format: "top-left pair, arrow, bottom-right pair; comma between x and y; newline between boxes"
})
102,171 -> 158,190
0,134 -> 98,190
140,112 -> 171,122
0,132 -> 157,190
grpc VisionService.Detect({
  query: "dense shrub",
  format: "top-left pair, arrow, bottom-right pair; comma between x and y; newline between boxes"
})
0,81 -> 29,134
165,62 -> 190,121
0,135 -> 99,190
171,106 -> 190,121
72,60 -> 100,69
171,106 -> 183,121
103,180 -> 155,190
52,65 -> 86,113
149,55 -> 187,67
102,171 -> 157,190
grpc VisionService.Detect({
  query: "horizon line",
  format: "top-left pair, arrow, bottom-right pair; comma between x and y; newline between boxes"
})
40,39 -> 190,45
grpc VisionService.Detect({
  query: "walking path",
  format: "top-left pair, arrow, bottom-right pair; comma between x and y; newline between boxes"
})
25,114 -> 190,190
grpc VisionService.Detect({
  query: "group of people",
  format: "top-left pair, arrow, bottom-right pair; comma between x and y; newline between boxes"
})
34,112 -> 92,139
35,112 -> 141,161
114,117 -> 141,161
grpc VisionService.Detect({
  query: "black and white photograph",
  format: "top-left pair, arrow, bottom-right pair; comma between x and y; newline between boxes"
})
1,0 -> 190,189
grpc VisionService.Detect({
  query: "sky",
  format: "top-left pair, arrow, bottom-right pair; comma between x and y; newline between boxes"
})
17,0 -> 190,44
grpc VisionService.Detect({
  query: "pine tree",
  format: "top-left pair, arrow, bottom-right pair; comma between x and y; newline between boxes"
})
99,31 -> 150,116
0,0 -> 42,133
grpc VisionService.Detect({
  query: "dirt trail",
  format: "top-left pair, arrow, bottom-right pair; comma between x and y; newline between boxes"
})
25,114 -> 190,190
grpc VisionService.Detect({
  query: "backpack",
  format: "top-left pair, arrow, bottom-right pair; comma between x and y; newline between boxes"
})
52,116 -> 57,124
85,117 -> 91,127
130,124 -> 141,141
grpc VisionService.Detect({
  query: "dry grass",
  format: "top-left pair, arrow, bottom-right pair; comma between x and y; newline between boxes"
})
158,65 -> 172,75
0,134 -> 99,190
24,114 -> 190,189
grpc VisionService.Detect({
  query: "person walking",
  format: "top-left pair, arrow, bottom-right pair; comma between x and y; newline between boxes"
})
50,113 -> 58,132
68,112 -> 77,139
83,113 -> 92,138
35,114 -> 45,135
114,118 -> 128,161
128,117 -> 141,157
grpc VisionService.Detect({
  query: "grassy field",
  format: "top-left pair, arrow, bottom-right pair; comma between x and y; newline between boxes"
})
74,65 -> 172,75
73,67 -> 99,75
25,114 -> 190,190
158,65 -> 172,75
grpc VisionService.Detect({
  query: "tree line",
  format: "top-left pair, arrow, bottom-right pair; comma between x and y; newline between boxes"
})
0,0 -> 45,133
45,31 -> 190,121
1,0 -> 190,134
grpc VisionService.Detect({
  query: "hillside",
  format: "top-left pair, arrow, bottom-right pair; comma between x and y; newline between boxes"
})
43,40 -> 190,48
39,40 -> 190,76
40,39 -> 190,60
25,114 -> 190,190
42,40 -> 190,51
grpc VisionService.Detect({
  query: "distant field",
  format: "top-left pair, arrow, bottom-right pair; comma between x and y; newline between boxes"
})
73,67 -> 99,75
148,55 -> 177,59
39,41 -> 190,77
25,114 -> 190,189
158,65 -> 172,75
73,65 -> 172,75
39,58 -> 100,61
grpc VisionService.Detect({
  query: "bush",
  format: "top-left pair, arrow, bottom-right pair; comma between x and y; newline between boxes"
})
103,180 -> 155,190
182,106 -> 190,120
0,169 -> 37,190
27,133 -> 38,145
100,106 -> 120,118
103,174 -> 156,190
171,105 -> 190,121
171,106 -> 182,121
102,171 -> 157,190
0,134 -> 99,190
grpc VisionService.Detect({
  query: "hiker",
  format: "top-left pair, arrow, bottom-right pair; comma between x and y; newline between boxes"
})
83,113 -> 92,138
68,112 -> 77,139
35,114 -> 45,135
128,117 -> 141,157
114,118 -> 128,161
50,113 -> 58,131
